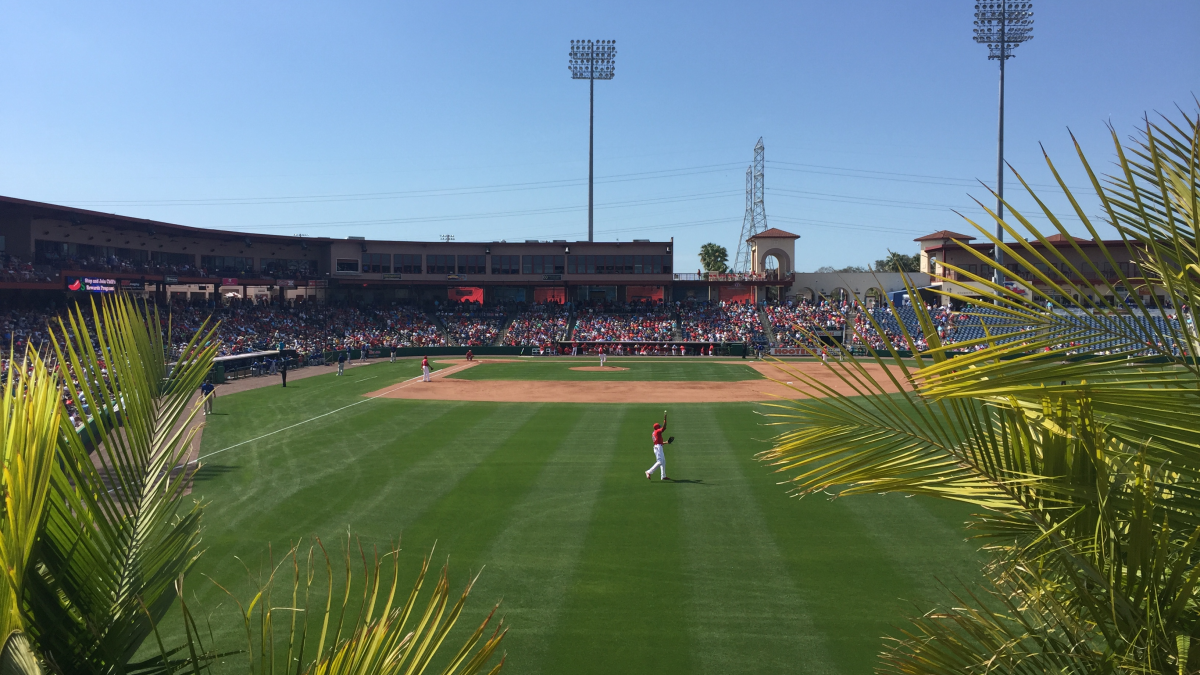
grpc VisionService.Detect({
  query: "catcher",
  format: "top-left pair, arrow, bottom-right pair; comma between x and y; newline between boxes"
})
645,410 -> 675,481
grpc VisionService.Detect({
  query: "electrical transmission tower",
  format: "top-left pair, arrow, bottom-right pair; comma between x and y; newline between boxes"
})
734,137 -> 768,273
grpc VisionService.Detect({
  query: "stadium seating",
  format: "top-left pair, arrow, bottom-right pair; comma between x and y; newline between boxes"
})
677,301 -> 765,343
502,303 -> 571,348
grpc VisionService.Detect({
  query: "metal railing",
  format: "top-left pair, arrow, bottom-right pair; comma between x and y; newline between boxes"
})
673,272 -> 793,282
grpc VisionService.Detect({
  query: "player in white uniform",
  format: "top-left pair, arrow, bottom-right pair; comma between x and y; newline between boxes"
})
645,411 -> 670,481
599,346 -> 607,368
422,355 -> 432,382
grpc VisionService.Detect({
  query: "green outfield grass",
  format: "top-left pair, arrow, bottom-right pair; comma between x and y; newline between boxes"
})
447,358 -> 763,381
183,359 -> 983,674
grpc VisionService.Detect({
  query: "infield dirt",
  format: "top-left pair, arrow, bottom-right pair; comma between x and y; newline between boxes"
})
365,359 -> 911,403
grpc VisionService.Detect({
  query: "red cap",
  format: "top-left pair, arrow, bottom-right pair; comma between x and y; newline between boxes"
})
653,423 -> 661,429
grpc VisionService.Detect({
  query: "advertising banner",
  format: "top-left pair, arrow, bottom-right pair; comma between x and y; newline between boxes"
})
122,280 -> 145,290
163,275 -> 178,284
770,346 -> 816,357
308,279 -> 328,288
221,277 -> 240,286
277,279 -> 296,288
66,277 -> 117,293
382,273 -> 403,281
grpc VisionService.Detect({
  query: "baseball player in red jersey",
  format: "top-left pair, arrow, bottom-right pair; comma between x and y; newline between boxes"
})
422,356 -> 431,382
645,411 -> 670,481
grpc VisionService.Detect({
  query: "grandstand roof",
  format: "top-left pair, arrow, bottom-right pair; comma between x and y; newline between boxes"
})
914,230 -> 975,242
748,228 -> 799,240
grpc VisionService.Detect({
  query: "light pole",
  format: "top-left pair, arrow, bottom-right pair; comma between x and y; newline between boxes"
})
569,39 -> 616,243
974,2 -> 1033,287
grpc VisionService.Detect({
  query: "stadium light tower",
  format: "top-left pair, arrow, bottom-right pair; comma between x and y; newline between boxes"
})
569,39 -> 616,243
974,2 -> 1033,287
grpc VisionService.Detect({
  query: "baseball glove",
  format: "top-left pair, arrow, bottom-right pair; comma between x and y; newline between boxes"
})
667,436 -> 675,444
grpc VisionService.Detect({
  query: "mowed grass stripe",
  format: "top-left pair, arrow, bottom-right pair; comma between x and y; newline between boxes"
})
379,402 -> 545,540
676,405 -> 835,674
542,407 -> 693,675
471,407 -> 628,675
713,404 -> 929,674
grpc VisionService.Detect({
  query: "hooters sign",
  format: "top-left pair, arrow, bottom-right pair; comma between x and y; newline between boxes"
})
770,347 -> 814,357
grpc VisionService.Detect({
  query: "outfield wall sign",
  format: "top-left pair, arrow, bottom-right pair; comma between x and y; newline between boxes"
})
769,347 -> 814,357
66,276 -> 117,293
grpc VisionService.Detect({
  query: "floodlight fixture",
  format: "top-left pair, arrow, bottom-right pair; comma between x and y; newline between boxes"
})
568,39 -> 617,242
973,2 -> 1033,288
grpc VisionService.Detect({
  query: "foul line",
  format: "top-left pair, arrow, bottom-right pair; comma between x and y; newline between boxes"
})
185,363 -> 473,467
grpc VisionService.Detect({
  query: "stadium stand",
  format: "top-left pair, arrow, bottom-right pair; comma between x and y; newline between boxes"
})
502,303 -> 571,349
572,301 -> 675,342
677,301 -> 765,343
436,303 -> 507,346
764,301 -> 848,346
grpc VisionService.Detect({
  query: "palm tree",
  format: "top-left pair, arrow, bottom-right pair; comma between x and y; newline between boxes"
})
0,295 -> 505,675
759,110 -> 1200,673
699,243 -> 729,274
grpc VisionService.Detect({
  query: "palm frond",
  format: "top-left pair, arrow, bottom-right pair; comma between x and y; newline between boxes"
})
25,294 -> 219,674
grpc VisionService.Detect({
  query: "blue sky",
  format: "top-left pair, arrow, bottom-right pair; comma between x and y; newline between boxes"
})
0,0 -> 1196,272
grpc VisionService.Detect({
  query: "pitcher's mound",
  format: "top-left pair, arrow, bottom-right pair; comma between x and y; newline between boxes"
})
570,366 -> 630,372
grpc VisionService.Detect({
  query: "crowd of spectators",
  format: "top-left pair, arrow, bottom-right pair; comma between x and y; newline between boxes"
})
502,303 -> 571,349
163,299 -> 446,358
0,255 -> 54,283
765,301 -> 848,346
678,301 -> 765,343
436,302 -> 506,346
42,252 -> 205,278
572,301 -> 675,342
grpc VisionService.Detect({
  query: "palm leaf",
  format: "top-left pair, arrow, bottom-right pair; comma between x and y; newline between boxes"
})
24,294 -> 219,674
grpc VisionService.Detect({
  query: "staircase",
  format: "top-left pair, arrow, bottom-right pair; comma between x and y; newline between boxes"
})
428,312 -> 457,346
758,309 -> 778,345
493,314 -> 515,346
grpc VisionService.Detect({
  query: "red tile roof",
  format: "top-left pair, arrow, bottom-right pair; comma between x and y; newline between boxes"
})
1044,233 -> 1089,243
914,230 -> 976,242
748,227 -> 800,240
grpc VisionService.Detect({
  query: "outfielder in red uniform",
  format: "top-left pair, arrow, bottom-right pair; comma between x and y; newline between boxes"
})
645,411 -> 670,481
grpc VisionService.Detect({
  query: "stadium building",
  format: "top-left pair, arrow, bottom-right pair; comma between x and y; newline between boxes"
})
0,194 -> 804,307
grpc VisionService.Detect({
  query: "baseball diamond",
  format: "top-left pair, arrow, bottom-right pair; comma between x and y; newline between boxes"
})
176,356 -> 980,674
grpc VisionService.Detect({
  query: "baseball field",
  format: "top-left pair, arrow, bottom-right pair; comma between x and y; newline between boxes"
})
186,356 -> 982,674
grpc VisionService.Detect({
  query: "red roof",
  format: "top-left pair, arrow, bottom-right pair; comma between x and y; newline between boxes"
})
1045,233 -> 1089,243
914,230 -> 975,242
748,228 -> 800,240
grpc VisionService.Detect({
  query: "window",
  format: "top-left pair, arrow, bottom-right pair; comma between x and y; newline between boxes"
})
519,255 -> 565,274
427,255 -> 455,274
491,255 -> 521,275
335,258 -> 360,273
362,253 -> 390,273
565,254 -> 670,274
151,251 -> 195,266
261,258 -> 318,276
457,255 -> 486,274
201,256 -> 256,275
967,264 -> 978,274
394,254 -> 422,274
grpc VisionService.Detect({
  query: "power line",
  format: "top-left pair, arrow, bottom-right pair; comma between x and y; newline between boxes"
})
767,159 -> 1088,191
209,190 -> 743,231
53,162 -> 745,208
